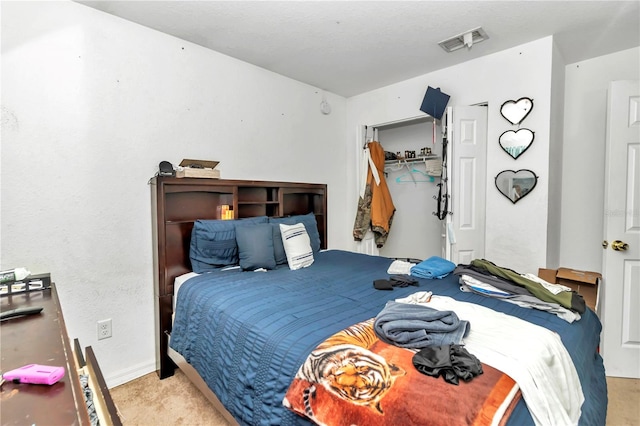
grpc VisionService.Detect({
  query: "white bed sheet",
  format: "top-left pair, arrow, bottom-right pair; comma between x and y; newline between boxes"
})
173,272 -> 200,316
396,291 -> 584,426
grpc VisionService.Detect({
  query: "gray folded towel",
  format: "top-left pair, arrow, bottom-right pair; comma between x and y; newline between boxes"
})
374,301 -> 469,349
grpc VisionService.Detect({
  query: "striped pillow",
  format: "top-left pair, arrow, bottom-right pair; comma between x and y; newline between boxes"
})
279,223 -> 314,270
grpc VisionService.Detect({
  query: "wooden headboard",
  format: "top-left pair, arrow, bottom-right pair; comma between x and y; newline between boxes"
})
150,176 -> 327,378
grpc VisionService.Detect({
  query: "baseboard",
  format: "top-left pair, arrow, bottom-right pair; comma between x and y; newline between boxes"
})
106,358 -> 156,388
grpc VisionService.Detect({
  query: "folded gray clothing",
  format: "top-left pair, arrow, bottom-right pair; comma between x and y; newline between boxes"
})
459,282 -> 579,323
374,301 -> 470,349
454,264 -> 534,297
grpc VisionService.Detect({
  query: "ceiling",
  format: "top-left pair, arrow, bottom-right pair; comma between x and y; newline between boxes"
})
77,1 -> 640,97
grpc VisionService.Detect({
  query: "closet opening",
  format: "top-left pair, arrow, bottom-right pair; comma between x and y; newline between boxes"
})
358,106 -> 488,263
364,115 -> 444,260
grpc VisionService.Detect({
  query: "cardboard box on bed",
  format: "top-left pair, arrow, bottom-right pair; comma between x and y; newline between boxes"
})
538,268 -> 557,285
538,267 -> 601,312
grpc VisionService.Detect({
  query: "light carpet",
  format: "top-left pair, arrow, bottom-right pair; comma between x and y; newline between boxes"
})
110,369 -> 230,425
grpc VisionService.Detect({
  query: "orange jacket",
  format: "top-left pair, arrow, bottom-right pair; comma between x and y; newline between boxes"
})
353,141 -> 395,247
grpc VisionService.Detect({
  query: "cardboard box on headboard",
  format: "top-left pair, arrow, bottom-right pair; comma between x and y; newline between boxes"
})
176,159 -> 220,179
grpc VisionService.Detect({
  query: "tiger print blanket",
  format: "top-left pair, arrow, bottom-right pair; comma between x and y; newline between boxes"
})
283,319 -> 520,426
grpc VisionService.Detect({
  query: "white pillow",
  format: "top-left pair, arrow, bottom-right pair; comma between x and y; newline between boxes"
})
279,223 -> 314,270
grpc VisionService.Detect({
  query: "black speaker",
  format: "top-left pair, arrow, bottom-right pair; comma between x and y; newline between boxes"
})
158,161 -> 175,177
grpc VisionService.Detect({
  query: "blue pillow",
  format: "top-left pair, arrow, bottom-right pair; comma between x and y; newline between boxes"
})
271,223 -> 288,265
189,216 -> 268,273
269,213 -> 321,253
236,224 -> 276,271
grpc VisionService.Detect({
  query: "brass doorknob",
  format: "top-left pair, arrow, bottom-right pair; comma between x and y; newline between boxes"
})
612,240 -> 629,251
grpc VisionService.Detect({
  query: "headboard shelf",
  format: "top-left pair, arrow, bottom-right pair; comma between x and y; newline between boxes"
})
150,176 -> 327,378
238,200 -> 281,205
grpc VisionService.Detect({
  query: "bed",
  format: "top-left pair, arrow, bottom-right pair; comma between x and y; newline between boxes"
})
150,177 -> 607,426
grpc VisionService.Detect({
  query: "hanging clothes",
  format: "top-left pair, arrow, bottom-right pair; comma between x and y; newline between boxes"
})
353,141 -> 396,248
354,144 -> 380,256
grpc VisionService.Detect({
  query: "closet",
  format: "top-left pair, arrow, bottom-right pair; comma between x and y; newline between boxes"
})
363,105 -> 487,264
365,116 -> 444,260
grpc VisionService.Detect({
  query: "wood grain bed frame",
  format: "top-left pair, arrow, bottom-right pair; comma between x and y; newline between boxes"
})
150,176 -> 328,384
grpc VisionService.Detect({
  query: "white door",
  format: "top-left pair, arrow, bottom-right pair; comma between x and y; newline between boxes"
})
444,106 -> 488,264
601,80 -> 640,378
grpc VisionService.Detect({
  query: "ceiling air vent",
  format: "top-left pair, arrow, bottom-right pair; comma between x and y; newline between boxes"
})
438,27 -> 489,53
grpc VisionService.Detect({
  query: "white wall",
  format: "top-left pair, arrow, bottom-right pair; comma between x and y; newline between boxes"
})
347,38 -> 555,274
1,1 -> 346,386
560,47 -> 640,272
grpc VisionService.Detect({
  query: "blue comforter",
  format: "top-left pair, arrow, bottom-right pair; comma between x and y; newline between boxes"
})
169,250 -> 607,426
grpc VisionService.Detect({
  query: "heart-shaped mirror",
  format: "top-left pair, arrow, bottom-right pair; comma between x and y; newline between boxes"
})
495,169 -> 537,204
500,97 -> 533,125
499,128 -> 535,159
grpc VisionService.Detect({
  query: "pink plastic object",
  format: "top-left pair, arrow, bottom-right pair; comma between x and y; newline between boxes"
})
3,364 -> 65,385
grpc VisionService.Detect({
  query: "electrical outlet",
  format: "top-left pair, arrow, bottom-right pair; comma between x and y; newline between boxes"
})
97,319 -> 112,340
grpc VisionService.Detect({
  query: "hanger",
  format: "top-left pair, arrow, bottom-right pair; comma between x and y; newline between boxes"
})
395,162 -> 435,185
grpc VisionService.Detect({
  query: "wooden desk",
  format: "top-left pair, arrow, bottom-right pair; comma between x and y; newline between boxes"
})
1,284 -> 90,425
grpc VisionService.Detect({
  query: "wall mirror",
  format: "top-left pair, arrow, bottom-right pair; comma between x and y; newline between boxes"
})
500,97 -> 533,125
499,128 -> 535,159
495,169 -> 537,204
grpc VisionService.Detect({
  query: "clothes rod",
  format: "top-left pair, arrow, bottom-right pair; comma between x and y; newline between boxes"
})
369,114 -> 433,131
